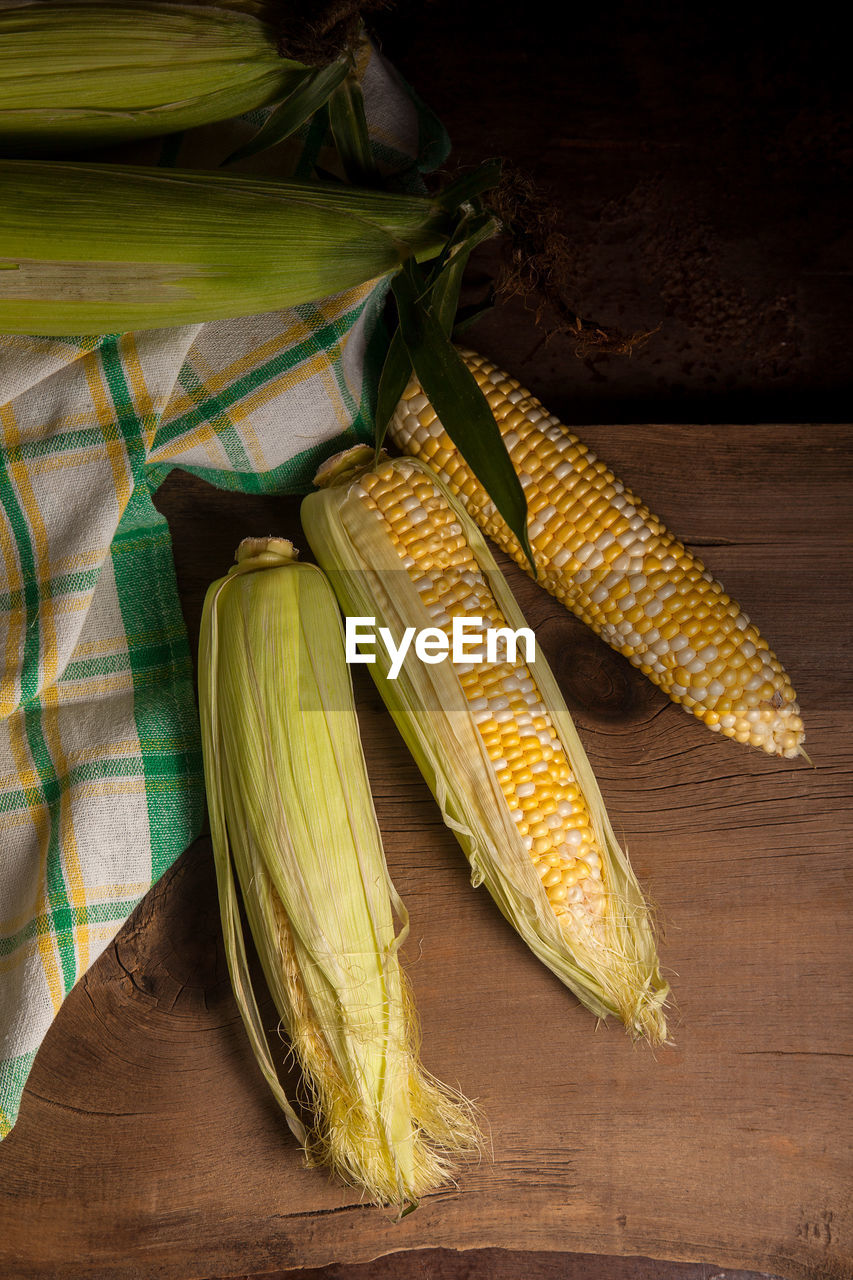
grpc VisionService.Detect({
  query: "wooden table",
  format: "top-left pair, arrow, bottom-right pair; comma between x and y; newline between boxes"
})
0,399 -> 848,1279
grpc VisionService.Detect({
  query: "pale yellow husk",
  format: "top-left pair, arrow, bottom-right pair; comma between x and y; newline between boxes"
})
302,453 -> 670,1045
198,537 -> 480,1210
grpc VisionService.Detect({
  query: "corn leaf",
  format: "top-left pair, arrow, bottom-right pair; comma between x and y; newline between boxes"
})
373,210 -> 495,455
391,259 -> 534,570
374,326 -> 412,459
329,71 -> 379,185
431,212 -> 498,336
222,58 -> 350,165
434,159 -> 503,211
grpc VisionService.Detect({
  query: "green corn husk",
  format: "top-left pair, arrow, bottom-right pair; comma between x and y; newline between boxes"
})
301,449 -> 670,1046
0,161 -> 453,335
0,1 -> 314,153
198,537 -> 480,1210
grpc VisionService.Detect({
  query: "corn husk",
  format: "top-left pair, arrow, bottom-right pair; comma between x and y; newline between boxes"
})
0,161 -> 453,334
301,451 -> 670,1045
198,537 -> 480,1210
0,1 -> 312,153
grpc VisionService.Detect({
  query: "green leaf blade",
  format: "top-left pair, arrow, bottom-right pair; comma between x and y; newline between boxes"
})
375,326 -> 412,457
329,73 -> 378,185
222,59 -> 349,166
391,261 -> 533,570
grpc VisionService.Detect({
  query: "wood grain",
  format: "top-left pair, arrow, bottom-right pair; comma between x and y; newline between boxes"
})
0,417 -> 848,1280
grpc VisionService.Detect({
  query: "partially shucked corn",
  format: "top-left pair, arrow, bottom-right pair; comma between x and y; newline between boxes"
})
198,536 -> 480,1210
390,349 -> 805,759
302,449 -> 670,1045
0,2 -> 311,153
0,161 -> 452,335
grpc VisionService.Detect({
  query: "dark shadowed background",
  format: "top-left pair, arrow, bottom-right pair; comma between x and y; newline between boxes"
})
372,0 -> 851,426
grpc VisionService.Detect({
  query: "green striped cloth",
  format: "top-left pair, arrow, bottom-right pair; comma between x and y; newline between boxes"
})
0,45 -> 447,1135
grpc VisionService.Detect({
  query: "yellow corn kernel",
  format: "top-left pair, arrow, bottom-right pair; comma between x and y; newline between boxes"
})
390,350 -> 804,760
302,450 -> 669,1044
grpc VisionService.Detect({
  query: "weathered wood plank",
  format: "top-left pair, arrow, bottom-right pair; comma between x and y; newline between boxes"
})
0,421 -> 849,1280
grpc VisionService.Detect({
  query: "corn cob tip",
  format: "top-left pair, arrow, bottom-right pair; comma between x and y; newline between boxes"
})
229,536 -> 298,575
389,350 -> 805,761
313,444 -> 378,489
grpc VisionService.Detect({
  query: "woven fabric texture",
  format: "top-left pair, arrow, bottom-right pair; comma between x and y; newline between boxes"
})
0,44 -> 446,1134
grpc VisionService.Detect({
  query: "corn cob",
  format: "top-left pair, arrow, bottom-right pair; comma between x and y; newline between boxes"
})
0,161 -> 452,335
302,448 -> 670,1045
389,349 -> 805,760
198,537 -> 480,1210
0,2 -> 311,153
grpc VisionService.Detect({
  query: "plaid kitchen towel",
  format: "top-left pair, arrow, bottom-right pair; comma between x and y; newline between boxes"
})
0,44 -> 448,1135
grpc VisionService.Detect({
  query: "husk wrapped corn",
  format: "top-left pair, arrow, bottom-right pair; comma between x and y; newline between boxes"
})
0,161 -> 452,335
0,1 -> 311,153
198,537 -> 480,1210
302,450 -> 670,1045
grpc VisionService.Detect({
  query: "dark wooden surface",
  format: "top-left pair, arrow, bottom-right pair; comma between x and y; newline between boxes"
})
1,3 -> 851,1278
369,0 -> 851,427
0,421 -> 848,1279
